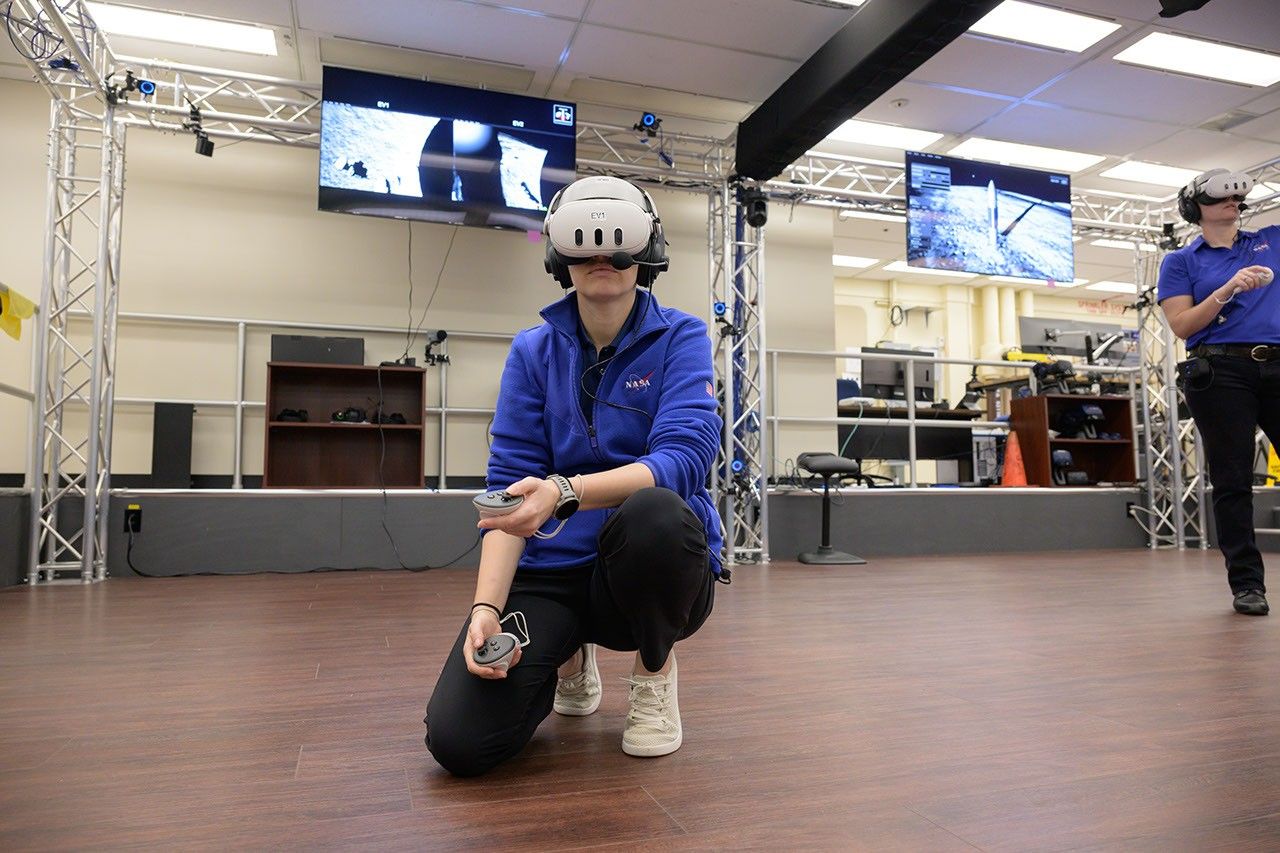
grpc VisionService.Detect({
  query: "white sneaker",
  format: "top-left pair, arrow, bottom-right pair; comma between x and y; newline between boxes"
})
622,655 -> 681,757
554,643 -> 602,716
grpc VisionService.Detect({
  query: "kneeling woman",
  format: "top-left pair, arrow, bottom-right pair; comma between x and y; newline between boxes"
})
424,176 -> 725,777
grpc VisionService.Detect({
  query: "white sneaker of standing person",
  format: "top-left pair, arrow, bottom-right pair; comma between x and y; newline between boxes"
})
554,643 -> 602,716
622,655 -> 681,757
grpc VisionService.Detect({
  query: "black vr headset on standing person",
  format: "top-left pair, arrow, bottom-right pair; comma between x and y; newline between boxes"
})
542,176 -> 669,289
1177,168 -> 1255,224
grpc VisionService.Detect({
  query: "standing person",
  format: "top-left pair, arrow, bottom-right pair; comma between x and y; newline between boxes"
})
424,176 -> 726,776
1159,168 -> 1280,616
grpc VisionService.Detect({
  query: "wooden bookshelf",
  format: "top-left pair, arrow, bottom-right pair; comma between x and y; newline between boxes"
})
263,362 -> 425,488
1011,394 -> 1136,487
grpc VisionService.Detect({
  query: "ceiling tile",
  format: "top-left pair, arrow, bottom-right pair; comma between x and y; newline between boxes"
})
1231,109 -> 1280,144
1051,0 -> 1157,22
972,103 -> 1177,157
1150,0 -> 1280,55
565,77 -> 751,123
910,33 -> 1096,99
584,0 -> 851,60
562,25 -> 797,102
318,38 -> 535,91
298,0 -> 577,69
858,82 -> 1011,135
1036,58 -> 1260,125
1131,128 -> 1280,170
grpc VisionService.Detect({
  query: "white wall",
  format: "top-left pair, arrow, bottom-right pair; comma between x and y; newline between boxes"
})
0,77 -> 837,481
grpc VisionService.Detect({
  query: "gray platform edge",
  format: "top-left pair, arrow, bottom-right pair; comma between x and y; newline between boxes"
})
5,488 -> 1280,585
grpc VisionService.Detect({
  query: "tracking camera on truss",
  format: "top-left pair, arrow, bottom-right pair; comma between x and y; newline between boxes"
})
182,100 -> 214,157
633,112 -> 661,137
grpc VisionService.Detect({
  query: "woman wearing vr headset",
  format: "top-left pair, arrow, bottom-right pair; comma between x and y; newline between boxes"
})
425,176 -> 725,776
1159,168 -> 1280,616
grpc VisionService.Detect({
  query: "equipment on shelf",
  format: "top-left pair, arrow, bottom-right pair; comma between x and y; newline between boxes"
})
330,406 -> 367,423
276,408 -> 309,422
1033,360 -> 1075,395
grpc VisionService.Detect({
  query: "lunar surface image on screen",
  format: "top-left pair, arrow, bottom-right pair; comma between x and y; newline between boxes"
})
320,103 -> 551,210
907,185 -> 1074,282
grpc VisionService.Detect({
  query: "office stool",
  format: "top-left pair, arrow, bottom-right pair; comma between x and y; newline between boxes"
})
796,452 -> 867,565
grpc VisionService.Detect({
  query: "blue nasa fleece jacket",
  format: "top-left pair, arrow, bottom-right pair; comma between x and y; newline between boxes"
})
487,288 -> 724,576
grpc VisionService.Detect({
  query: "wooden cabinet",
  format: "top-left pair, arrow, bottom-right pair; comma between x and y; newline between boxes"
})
264,362 -> 425,488
1011,394 -> 1136,487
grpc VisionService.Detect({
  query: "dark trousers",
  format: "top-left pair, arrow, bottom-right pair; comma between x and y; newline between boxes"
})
1183,355 -> 1280,594
424,487 -> 715,777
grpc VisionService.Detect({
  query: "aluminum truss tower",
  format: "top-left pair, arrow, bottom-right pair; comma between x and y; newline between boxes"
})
1135,251 -> 1207,550
8,0 -> 126,582
708,183 -> 768,565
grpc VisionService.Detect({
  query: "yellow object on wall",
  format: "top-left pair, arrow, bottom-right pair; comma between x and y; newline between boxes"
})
0,284 -> 37,341
1268,444 -> 1280,486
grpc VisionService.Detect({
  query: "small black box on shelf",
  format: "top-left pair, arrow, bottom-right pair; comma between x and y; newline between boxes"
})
270,334 -> 364,365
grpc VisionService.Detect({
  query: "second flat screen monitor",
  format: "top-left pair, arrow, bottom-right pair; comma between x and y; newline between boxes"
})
905,150 -> 1074,283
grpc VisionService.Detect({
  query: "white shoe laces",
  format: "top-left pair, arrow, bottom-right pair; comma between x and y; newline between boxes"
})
624,675 -> 674,730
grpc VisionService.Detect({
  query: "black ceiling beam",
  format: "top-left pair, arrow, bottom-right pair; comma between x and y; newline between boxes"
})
734,0 -> 1002,181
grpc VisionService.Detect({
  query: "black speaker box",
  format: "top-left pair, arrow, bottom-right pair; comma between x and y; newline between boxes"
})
152,402 -> 194,488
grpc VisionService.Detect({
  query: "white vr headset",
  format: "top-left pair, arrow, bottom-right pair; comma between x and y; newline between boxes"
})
543,176 -> 658,262
1189,168 -> 1254,201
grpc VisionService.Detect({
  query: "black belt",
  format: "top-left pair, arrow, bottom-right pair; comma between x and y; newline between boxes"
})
1191,344 -> 1280,362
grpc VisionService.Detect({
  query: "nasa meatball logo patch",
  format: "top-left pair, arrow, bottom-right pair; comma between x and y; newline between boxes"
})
624,370 -> 654,393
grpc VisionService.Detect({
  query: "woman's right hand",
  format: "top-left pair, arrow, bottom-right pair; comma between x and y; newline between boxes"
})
463,608 -> 520,679
1222,265 -> 1274,299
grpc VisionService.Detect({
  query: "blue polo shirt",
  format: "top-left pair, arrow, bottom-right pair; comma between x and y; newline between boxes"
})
1157,224 -> 1280,348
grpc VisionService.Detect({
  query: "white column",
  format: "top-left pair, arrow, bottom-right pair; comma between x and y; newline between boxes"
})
999,286 -> 1017,350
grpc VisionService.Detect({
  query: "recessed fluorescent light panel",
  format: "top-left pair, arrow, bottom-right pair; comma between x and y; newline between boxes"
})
833,255 -> 879,268
86,2 -> 278,55
884,261 -> 975,279
1086,281 -> 1137,294
1091,239 -> 1156,252
1099,161 -> 1200,187
826,119 -> 943,150
948,137 -> 1104,172
1115,33 -> 1280,87
969,1 -> 1121,52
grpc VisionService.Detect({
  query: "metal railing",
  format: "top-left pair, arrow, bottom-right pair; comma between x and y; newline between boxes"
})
766,347 -> 1143,488
65,308 -> 511,488
50,311 -> 1155,504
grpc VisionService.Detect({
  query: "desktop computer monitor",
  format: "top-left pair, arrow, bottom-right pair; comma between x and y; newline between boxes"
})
860,347 -> 934,402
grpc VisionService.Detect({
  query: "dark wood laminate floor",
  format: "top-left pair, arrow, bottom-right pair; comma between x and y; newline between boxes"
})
2,549 -> 1279,851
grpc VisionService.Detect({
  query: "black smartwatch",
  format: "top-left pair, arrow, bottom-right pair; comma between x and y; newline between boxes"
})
546,474 -> 580,521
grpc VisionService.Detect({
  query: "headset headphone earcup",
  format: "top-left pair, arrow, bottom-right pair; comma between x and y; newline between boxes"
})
544,244 -> 574,289
1177,185 -> 1201,224
634,186 -> 669,288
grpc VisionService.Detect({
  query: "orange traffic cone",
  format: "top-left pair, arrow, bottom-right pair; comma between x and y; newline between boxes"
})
1001,431 -> 1029,487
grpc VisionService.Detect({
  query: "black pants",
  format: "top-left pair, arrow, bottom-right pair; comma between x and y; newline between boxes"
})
424,487 -> 715,777
1183,355 -> 1280,594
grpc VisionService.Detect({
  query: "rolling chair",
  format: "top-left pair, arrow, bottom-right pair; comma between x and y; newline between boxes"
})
796,452 -> 867,565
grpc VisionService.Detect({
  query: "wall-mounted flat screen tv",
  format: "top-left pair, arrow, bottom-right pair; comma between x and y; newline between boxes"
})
319,67 -> 577,231
905,150 -> 1074,282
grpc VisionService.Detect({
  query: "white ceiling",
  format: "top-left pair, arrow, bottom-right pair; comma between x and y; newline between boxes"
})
1,0 -> 1277,291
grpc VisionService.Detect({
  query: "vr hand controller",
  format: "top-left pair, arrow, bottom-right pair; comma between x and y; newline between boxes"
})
473,490 -> 524,518
471,611 -> 531,672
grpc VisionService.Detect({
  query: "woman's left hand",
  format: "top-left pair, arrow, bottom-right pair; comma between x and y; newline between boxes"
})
477,476 -> 560,538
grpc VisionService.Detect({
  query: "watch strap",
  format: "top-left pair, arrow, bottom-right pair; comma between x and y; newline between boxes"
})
547,474 -> 580,520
